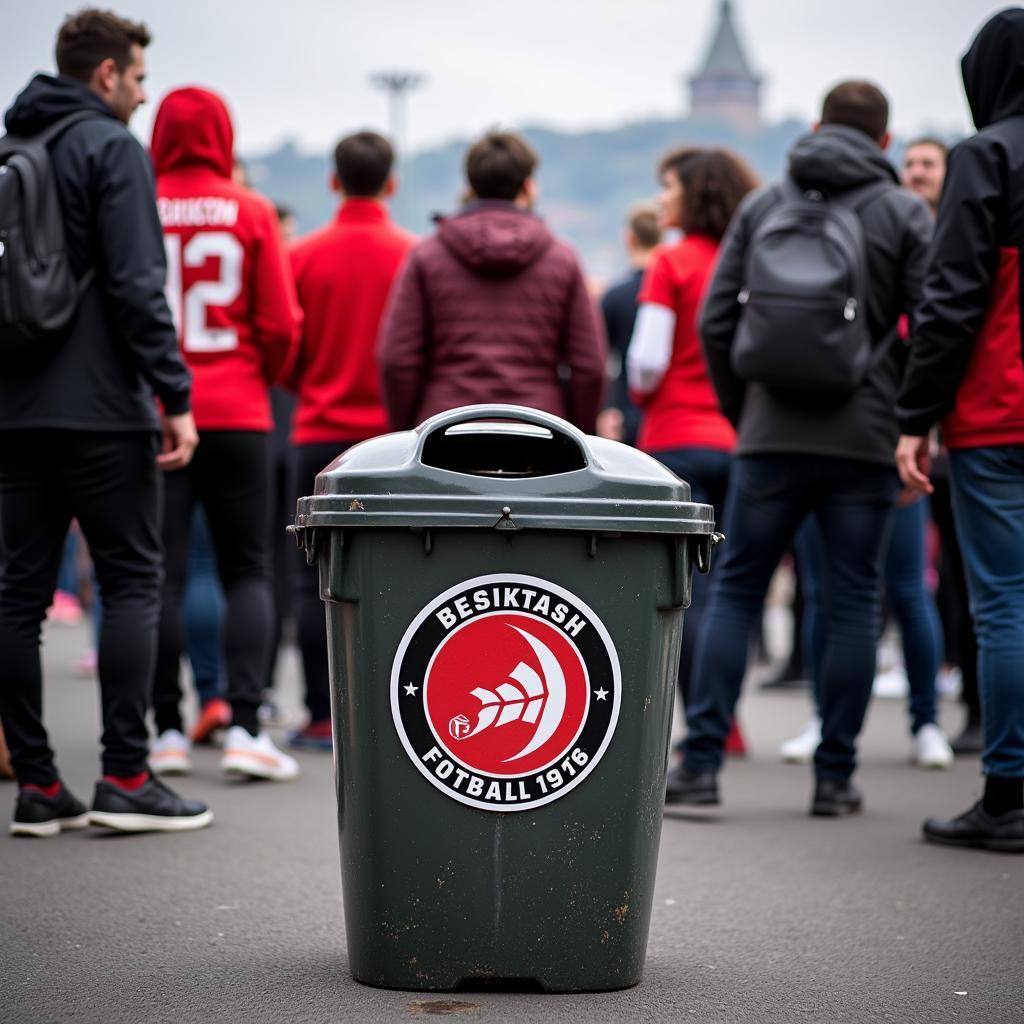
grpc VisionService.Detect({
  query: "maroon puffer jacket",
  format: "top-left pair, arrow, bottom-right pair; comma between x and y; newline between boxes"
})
378,202 -> 606,432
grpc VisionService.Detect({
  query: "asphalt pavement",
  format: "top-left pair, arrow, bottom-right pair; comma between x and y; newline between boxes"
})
2,620 -> 1022,1024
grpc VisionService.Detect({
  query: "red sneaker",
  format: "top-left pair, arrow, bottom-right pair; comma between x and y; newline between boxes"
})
724,719 -> 748,757
190,698 -> 231,746
287,719 -> 334,752
47,590 -> 83,626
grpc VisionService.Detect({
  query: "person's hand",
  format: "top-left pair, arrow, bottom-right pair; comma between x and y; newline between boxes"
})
596,408 -> 624,442
158,411 -> 199,471
895,434 -> 933,495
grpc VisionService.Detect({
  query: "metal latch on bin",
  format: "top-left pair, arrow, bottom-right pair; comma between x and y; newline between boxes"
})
494,505 -> 517,530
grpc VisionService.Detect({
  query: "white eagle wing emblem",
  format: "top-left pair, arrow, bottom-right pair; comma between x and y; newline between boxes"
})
455,626 -> 568,762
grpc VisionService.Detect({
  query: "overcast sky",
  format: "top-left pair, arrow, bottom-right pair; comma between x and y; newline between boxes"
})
2,1 -> 1011,155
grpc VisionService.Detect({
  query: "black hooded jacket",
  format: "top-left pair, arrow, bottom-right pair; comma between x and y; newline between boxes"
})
896,8 -> 1024,448
699,124 -> 933,466
0,74 -> 189,431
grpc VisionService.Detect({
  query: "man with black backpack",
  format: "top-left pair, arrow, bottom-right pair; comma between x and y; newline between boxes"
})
0,9 -> 211,835
668,81 -> 933,816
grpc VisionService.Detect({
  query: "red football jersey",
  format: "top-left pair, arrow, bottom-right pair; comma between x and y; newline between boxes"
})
635,234 -> 736,453
151,87 -> 301,431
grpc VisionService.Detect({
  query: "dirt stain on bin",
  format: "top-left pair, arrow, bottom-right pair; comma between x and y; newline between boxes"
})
408,1000 -> 479,1016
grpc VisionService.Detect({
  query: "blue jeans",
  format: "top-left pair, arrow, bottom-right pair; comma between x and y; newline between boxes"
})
648,447 -> 732,707
683,454 -> 898,781
56,527 -> 79,596
796,498 -> 943,733
183,507 -> 225,706
948,446 -> 1024,778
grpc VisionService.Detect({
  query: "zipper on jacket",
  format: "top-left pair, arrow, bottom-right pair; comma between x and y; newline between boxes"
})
738,289 -> 857,313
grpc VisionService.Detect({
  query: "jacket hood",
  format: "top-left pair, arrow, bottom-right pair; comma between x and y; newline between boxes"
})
4,73 -> 115,136
436,202 -> 554,278
151,86 -> 234,178
787,123 -> 898,194
961,8 -> 1024,129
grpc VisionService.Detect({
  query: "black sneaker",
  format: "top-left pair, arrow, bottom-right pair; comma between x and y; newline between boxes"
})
950,720 -> 984,756
811,778 -> 863,817
665,767 -> 720,806
90,776 -> 213,833
10,784 -> 90,838
923,801 -> 1024,853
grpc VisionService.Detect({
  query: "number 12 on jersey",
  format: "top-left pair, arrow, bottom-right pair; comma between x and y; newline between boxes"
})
164,231 -> 244,352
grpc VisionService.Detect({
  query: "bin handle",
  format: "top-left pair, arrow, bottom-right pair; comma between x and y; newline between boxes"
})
412,404 -> 590,468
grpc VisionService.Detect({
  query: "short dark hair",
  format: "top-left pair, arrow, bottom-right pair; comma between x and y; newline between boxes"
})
56,8 -> 151,82
465,131 -> 538,201
628,203 -> 661,249
659,146 -> 759,242
905,136 -> 949,159
334,131 -> 394,197
821,80 -> 889,142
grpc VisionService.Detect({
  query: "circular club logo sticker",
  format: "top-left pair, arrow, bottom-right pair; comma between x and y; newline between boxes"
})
391,573 -> 621,812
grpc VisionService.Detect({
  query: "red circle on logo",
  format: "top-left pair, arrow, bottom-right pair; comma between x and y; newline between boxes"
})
423,612 -> 589,777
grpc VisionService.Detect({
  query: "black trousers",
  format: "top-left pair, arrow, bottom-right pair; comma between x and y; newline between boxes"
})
154,431 -> 272,736
291,441 -> 353,722
264,449 -> 292,691
0,430 -> 161,784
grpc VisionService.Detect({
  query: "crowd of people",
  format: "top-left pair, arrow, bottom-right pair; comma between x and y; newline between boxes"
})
0,6 -> 1021,853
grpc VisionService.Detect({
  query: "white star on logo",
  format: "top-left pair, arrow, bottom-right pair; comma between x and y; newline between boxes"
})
404,682 -> 419,696
594,687 -> 609,701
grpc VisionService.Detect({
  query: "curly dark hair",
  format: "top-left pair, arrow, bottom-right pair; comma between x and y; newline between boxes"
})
56,8 -> 151,82
658,147 -> 759,242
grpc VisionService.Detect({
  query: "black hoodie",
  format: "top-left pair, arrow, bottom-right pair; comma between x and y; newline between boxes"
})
896,8 -> 1024,447
0,74 -> 189,431
699,124 -> 933,465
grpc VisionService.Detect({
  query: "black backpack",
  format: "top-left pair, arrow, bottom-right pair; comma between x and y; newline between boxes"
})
0,111 -> 98,356
730,177 -> 891,400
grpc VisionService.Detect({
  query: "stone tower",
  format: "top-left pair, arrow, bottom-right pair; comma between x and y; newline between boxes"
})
688,0 -> 762,132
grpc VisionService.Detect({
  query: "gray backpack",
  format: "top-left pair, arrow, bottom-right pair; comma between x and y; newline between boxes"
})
731,177 -> 891,399
0,111 -> 98,356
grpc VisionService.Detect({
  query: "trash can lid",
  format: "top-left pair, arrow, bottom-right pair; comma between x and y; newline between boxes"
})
295,405 -> 715,535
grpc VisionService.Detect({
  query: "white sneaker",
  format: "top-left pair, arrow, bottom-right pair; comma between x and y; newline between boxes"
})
780,716 -> 821,764
873,667 -> 910,699
913,723 -> 954,769
220,726 -> 301,782
936,666 -> 963,697
149,729 -> 192,775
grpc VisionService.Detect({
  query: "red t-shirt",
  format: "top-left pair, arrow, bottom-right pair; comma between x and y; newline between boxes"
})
152,87 -> 301,432
289,200 -> 416,444
635,234 -> 736,453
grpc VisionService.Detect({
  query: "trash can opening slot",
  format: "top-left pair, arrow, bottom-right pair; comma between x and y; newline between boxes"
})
421,422 -> 587,478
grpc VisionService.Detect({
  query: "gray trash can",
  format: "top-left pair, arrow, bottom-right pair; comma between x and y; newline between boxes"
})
293,404 -> 719,991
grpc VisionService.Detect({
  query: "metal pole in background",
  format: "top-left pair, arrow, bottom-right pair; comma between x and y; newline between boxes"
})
369,71 -> 426,228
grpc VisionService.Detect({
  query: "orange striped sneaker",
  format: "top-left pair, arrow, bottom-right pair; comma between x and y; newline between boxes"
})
220,726 -> 300,782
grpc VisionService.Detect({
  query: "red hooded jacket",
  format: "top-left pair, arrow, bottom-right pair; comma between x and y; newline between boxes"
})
150,87 -> 301,432
378,202 -> 606,432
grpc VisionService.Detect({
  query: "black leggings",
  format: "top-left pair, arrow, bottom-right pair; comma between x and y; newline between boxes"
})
0,430 -> 161,784
154,431 -> 272,736
291,441 -> 353,721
